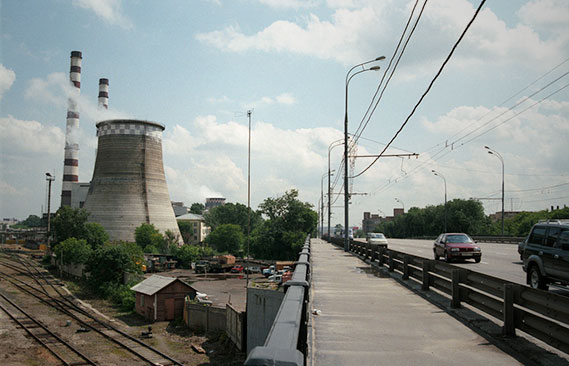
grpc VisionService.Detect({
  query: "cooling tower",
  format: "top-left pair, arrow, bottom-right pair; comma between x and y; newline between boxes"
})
61,51 -> 82,206
83,119 -> 182,244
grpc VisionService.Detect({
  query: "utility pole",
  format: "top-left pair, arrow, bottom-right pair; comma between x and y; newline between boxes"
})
45,173 -> 55,248
246,110 -> 252,288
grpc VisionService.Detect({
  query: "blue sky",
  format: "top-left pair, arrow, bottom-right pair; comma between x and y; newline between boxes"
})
1,0 -> 569,229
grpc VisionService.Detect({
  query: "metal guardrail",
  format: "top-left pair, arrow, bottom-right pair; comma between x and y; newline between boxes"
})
328,237 -> 569,355
245,236 -> 311,366
472,235 -> 525,244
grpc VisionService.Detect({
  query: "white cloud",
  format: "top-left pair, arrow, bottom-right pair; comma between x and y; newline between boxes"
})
276,93 -> 296,105
0,115 -> 65,157
162,115 -> 343,206
24,72 -> 131,122
0,64 -> 16,100
72,0 -> 133,29
258,0 -> 318,9
196,0 -> 569,75
518,0 -> 569,35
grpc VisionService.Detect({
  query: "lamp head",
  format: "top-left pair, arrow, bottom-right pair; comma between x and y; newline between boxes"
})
369,66 -> 381,71
375,56 -> 386,61
484,145 -> 490,150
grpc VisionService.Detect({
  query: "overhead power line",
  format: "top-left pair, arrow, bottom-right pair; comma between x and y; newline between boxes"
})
353,0 -> 488,178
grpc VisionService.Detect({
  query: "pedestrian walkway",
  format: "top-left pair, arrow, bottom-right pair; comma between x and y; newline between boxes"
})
310,238 -> 520,366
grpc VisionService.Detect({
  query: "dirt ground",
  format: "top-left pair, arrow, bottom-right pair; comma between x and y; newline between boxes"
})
0,250 -> 251,365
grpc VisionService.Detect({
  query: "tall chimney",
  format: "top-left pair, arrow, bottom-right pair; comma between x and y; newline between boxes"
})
60,51 -> 82,207
98,78 -> 109,109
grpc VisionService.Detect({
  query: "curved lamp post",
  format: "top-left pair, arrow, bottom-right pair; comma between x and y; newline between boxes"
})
344,57 -> 384,251
485,145 -> 505,235
328,139 -> 343,239
432,169 -> 447,232
321,171 -> 334,238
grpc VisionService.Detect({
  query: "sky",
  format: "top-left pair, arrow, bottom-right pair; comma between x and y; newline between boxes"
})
1,0 -> 569,229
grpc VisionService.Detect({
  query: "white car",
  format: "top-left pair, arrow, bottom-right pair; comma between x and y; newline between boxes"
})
367,232 -> 388,245
195,292 -> 212,305
268,274 -> 282,284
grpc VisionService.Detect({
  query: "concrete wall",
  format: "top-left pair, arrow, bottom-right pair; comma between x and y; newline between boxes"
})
185,302 -> 226,333
83,120 -> 182,243
246,287 -> 285,354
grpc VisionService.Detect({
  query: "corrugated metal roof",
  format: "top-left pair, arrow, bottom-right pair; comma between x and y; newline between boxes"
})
176,213 -> 204,221
130,274 -> 179,296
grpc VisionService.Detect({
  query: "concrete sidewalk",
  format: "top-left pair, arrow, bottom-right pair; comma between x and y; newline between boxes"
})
310,238 -> 520,366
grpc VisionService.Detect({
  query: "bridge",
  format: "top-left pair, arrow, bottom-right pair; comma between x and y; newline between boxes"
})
245,236 -> 569,365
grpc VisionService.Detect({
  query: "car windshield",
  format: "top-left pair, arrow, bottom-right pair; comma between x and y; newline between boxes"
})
370,233 -> 385,238
446,234 -> 472,243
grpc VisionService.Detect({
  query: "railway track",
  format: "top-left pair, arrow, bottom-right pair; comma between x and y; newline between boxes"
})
0,290 -> 97,366
0,252 -> 185,366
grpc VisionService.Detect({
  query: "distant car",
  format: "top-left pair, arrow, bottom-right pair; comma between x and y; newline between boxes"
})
195,292 -> 212,305
433,233 -> 481,263
268,274 -> 282,284
245,266 -> 261,274
230,265 -> 244,273
522,220 -> 569,290
263,265 -> 276,277
367,232 -> 388,246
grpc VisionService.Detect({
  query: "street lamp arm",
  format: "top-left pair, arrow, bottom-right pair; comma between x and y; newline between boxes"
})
345,56 -> 385,84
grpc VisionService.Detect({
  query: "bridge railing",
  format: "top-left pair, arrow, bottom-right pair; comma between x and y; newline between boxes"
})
244,235 -> 311,366
327,237 -> 569,355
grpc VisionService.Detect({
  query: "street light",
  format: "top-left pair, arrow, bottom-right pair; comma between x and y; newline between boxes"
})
432,169 -> 447,232
344,57 -> 384,252
394,197 -> 405,212
328,139 -> 343,240
321,171 -> 334,238
246,110 -> 252,288
45,173 -> 55,248
484,145 -> 505,235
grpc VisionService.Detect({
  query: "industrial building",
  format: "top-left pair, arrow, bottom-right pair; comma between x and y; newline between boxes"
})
82,119 -> 182,244
205,197 -> 226,211
176,213 -> 211,244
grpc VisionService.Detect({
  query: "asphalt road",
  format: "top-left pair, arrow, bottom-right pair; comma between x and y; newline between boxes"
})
356,237 -> 526,284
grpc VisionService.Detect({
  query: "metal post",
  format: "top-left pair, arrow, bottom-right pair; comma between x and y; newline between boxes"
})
45,173 -> 55,248
246,110 -> 252,288
485,146 -> 505,235
328,140 -> 342,240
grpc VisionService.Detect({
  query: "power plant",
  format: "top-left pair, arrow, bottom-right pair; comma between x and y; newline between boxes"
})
58,51 -> 181,244
82,119 -> 182,244
61,51 -> 82,207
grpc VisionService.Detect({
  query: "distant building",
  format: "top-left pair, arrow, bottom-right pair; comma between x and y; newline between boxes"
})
362,212 -> 382,234
176,213 -> 211,244
71,182 -> 90,209
171,201 -> 190,217
489,211 -> 522,222
393,208 -> 404,217
205,197 -> 226,211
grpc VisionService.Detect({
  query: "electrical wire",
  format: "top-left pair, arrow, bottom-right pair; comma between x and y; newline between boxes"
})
353,0 -> 488,178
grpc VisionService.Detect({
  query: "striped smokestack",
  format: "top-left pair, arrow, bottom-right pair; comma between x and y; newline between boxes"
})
60,50 -> 82,207
98,78 -> 109,109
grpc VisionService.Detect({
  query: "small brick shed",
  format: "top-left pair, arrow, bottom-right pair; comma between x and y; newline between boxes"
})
131,275 -> 196,321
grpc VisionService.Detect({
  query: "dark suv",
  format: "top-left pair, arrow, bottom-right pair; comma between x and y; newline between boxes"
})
522,220 -> 569,290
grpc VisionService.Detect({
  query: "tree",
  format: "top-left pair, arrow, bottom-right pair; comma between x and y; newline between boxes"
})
86,242 -> 143,290
53,238 -> 92,265
15,215 -> 43,228
251,190 -> 317,260
205,224 -> 244,255
177,221 -> 194,244
134,223 -> 169,253
204,202 -> 262,234
190,203 -> 205,214
174,244 -> 201,268
52,206 -> 90,243
83,222 -> 109,249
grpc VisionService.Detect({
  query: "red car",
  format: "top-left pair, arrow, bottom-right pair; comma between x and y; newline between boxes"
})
230,265 -> 244,273
433,233 -> 481,263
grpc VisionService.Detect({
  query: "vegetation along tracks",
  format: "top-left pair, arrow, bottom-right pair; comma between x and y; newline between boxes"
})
0,252 -> 184,366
